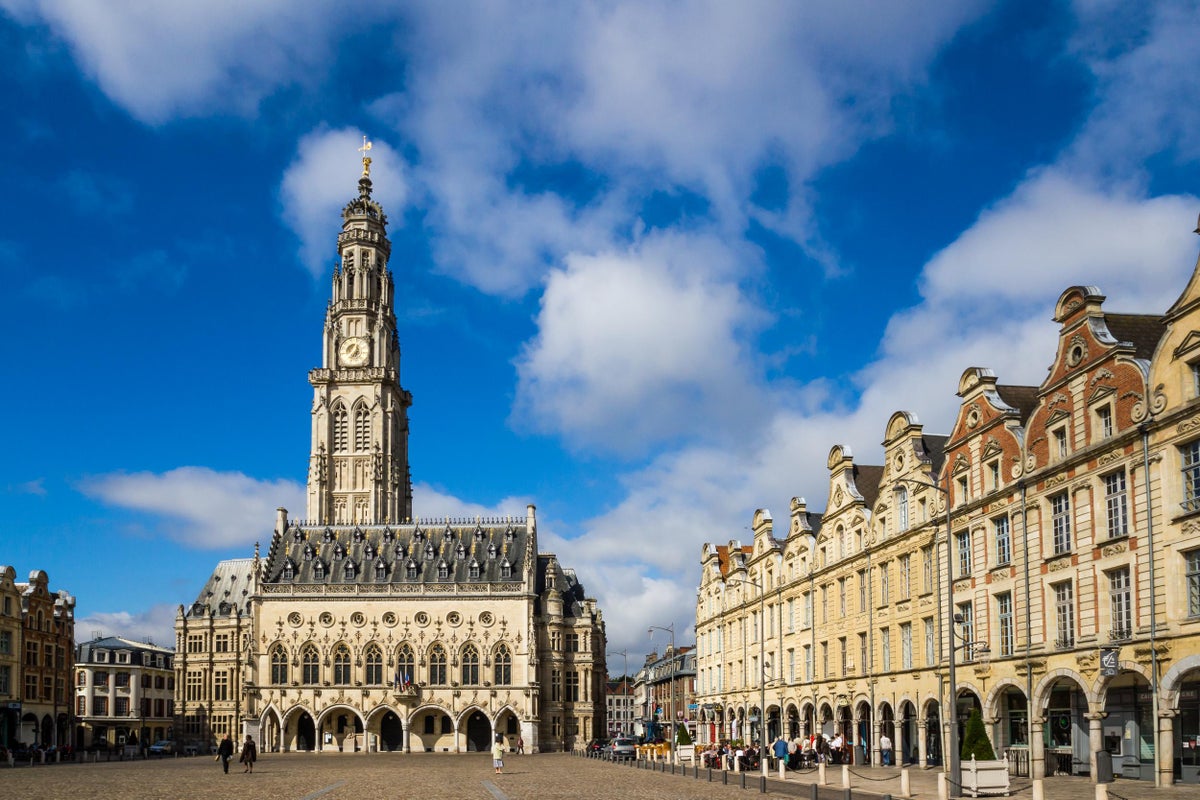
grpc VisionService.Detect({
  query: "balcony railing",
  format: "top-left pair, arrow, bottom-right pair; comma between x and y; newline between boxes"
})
1108,627 -> 1132,642
1054,633 -> 1075,649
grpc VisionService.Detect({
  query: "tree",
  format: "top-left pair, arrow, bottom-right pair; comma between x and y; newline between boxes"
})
676,723 -> 693,746
960,707 -> 996,761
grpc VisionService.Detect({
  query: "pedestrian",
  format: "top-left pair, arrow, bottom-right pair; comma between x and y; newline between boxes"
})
879,732 -> 893,766
216,734 -> 234,774
516,735 -> 524,754
773,736 -> 788,770
240,735 -> 258,773
492,733 -> 506,774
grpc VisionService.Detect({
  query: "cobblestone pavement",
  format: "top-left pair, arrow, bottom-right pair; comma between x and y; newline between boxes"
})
8,752 -> 1200,800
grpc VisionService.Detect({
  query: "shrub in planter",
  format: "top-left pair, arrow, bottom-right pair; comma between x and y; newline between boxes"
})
676,723 -> 693,746
960,708 -> 996,761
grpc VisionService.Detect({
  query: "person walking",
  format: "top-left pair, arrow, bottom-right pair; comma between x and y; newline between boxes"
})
491,734 -> 506,774
240,735 -> 258,773
516,735 -> 524,755
216,734 -> 234,774
879,732 -> 893,767
772,736 -> 789,771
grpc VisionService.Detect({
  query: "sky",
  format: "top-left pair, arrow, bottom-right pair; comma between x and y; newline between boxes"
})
1,0 -> 1199,670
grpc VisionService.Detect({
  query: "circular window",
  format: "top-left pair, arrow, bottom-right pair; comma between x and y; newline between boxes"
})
350,611 -> 365,627
319,611 -> 334,627
447,611 -> 462,626
415,611 -> 430,626
479,611 -> 494,626
288,612 -> 303,627
382,611 -> 397,627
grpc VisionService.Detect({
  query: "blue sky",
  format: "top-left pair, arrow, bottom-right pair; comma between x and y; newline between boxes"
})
2,1 -> 1199,663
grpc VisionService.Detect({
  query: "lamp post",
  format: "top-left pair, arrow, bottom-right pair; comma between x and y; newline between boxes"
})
607,649 -> 629,737
648,625 -> 675,759
895,473 -> 959,798
728,576 -> 770,776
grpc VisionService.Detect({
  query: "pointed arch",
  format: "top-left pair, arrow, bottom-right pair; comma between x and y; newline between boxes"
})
270,644 -> 289,685
396,643 -> 415,685
460,643 -> 480,685
332,401 -> 349,453
301,643 -> 320,685
352,398 -> 371,452
364,643 -> 384,685
332,643 -> 352,685
428,643 -> 447,685
493,643 -> 512,685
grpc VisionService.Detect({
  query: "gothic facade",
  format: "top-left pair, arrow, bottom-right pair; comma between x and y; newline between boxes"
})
176,159 -> 605,755
696,224 -> 1200,785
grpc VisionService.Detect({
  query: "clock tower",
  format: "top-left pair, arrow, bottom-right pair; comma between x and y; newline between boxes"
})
306,144 -> 412,524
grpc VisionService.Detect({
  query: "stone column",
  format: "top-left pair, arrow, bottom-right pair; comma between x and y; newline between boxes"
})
918,719 -> 928,766
1030,716 -> 1046,780
895,719 -> 905,767
1159,709 -> 1178,787
1086,712 -> 1105,782
873,718 -> 882,767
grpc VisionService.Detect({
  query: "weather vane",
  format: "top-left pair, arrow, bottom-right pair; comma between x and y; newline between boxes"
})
359,135 -> 373,178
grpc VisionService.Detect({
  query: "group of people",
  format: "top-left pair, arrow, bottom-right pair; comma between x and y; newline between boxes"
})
697,731 -> 898,771
215,734 -> 258,774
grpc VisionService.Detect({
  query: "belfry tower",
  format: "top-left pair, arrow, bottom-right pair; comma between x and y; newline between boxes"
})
306,140 -> 412,524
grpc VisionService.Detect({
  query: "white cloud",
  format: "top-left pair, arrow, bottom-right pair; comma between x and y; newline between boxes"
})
513,231 -> 770,454
75,603 -> 178,649
412,482 -> 532,523
78,467 -> 304,549
280,128 -> 409,278
0,0 -> 350,124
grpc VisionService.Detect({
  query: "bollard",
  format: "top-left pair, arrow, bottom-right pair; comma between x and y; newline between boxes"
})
900,767 -> 911,797
724,769 -> 729,785
779,759 -> 786,781
818,761 -> 827,785
842,763 -> 851,788
810,783 -> 819,800
1032,778 -> 1045,800
1095,784 -> 1109,800
937,771 -> 948,800
844,789 -> 853,800
708,767 -> 713,782
734,754 -> 741,773
761,775 -> 767,793
741,771 -> 747,789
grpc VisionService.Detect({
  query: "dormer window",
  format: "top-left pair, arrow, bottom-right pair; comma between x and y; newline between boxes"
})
323,527 -> 335,542
474,526 -> 485,542
456,542 -> 467,560
413,527 -> 424,542
487,543 -> 498,559
304,545 -> 314,562
382,527 -> 393,542
988,460 -> 1001,492
291,526 -> 304,542
469,559 -> 481,579
406,560 -> 418,579
375,559 -> 387,580
437,560 -> 450,579
505,526 -> 515,542
345,560 -> 357,579
1053,426 -> 1069,459
1096,405 -> 1113,439
313,560 -> 327,580
364,543 -> 376,559
394,544 -> 406,558
500,559 -> 513,578
895,487 -> 909,532
282,560 -> 295,581
333,543 -> 346,560
353,527 -> 365,543
424,542 -> 435,561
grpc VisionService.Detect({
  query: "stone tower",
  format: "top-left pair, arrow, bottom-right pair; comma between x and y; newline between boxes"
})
306,152 -> 412,524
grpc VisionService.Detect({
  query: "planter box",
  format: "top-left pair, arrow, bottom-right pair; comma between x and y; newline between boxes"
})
961,756 -> 1011,797
677,745 -> 695,763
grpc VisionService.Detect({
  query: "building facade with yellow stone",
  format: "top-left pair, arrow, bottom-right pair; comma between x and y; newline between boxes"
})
696,225 -> 1200,785
176,159 -> 606,756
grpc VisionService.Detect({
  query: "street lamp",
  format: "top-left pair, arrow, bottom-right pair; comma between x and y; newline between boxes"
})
607,649 -> 629,736
648,624 -> 675,759
895,473 -> 960,798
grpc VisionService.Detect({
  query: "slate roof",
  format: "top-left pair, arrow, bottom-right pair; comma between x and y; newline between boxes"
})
854,464 -> 885,508
1105,313 -> 1167,360
261,521 -> 528,590
536,555 -> 593,620
920,434 -> 949,477
185,558 -> 255,619
996,385 -> 1039,423
77,636 -> 173,663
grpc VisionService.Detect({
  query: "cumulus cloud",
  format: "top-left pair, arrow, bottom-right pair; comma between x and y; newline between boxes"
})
0,0 -> 351,124
514,231 -> 770,454
280,128 -> 409,278
78,467 -> 304,549
75,603 -> 178,649
412,482 -> 532,523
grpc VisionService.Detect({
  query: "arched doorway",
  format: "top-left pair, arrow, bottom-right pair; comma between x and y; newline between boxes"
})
996,686 -> 1029,776
1104,670 -> 1153,781
786,704 -> 799,740
954,688 -> 983,761
410,708 -> 453,752
924,701 -> 941,766
879,703 -> 894,765
767,705 -> 781,742
465,711 -> 490,752
819,703 -> 834,737
899,701 -> 918,764
260,708 -> 282,753
1041,677 -> 1088,776
296,711 -> 316,751
379,711 -> 404,752
855,700 -> 872,765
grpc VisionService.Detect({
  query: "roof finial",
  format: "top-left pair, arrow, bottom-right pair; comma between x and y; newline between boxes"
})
358,135 -> 373,178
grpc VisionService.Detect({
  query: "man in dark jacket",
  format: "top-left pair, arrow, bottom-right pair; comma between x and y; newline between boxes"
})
217,734 -> 234,774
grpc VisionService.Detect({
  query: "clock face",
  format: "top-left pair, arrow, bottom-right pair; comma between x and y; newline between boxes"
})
339,337 -> 369,367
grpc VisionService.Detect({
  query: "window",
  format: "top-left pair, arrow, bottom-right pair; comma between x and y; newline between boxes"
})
365,645 -> 383,685
901,623 -> 913,670
922,546 -> 933,593
325,644 -> 350,685
838,578 -> 847,617
282,560 -> 295,580
0,666 -> 9,696
997,592 -> 1014,657
0,630 -> 9,655
302,645 -> 320,684
1054,582 -> 1075,648
994,515 -> 1011,567
858,633 -> 867,674
924,618 -> 935,666
1097,405 -> 1113,439
880,562 -> 890,604
332,404 -> 349,453
1109,569 -> 1132,640
1105,470 -> 1129,539
839,637 -> 848,673
880,628 -> 891,672
804,592 -> 813,628
93,694 -> 108,714
551,668 -> 561,701
988,460 -> 1001,492
353,402 -> 370,452
1053,426 -> 1068,459
25,641 -> 37,666
270,646 -> 288,684
957,476 -> 969,507
397,645 -> 415,685
803,645 -> 813,682
1193,362 -> 1200,398
313,560 -> 326,580
1183,441 -> 1200,512
1051,492 -> 1071,554
956,530 -> 971,577
897,488 -> 909,532
957,601 -> 975,657
428,645 -> 447,685
787,598 -> 795,633
493,645 -> 512,685
821,642 -> 828,679
213,671 -> 228,702
821,585 -> 828,624
565,670 -> 579,701
899,555 -> 911,600
858,570 -> 867,612
566,632 -> 579,652
460,645 -> 479,685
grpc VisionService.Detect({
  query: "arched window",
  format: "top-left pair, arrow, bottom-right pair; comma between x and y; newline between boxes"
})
397,644 -> 415,685
460,644 -> 479,685
301,645 -> 320,685
493,645 -> 511,685
364,645 -> 383,685
353,400 -> 370,452
270,645 -> 288,684
332,404 -> 349,453
333,644 -> 352,685
428,645 -> 447,685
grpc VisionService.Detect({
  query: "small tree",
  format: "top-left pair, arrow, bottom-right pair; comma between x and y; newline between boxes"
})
676,723 -> 693,746
960,707 -> 996,761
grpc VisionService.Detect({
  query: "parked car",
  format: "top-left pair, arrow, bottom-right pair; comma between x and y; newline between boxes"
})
608,737 -> 636,761
587,738 -> 608,756
182,743 -> 201,756
148,740 -> 175,756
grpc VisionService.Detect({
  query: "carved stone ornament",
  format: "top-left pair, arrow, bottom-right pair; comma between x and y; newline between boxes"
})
382,611 -> 397,627
1047,558 -> 1072,573
1101,542 -> 1128,557
1044,473 -> 1068,489
1066,335 -> 1088,367
1179,416 -> 1200,436
1097,450 -> 1123,467
319,611 -> 334,627
966,407 -> 981,429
